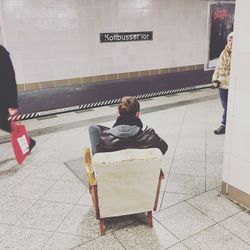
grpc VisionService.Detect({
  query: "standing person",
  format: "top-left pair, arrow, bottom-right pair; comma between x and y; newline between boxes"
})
212,32 -> 233,135
89,96 -> 168,155
0,44 -> 36,151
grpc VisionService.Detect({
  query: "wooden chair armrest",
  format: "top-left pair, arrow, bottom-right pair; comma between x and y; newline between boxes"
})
84,147 -> 96,186
160,169 -> 165,180
153,169 -> 165,211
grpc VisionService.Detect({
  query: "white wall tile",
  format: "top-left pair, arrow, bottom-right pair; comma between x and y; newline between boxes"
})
236,1 -> 250,53
227,156 -> 250,194
222,152 -> 231,183
2,0 -> 207,84
231,53 -> 250,91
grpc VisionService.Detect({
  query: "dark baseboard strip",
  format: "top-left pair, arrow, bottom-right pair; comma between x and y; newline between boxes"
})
222,181 -> 250,211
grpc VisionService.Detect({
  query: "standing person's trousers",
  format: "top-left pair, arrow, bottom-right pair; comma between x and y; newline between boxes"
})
219,88 -> 228,127
0,108 -> 11,133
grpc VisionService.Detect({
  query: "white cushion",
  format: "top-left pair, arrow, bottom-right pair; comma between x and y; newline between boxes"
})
93,148 -> 163,218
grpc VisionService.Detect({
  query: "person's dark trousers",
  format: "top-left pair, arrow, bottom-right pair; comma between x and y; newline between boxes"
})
89,125 -> 109,155
0,108 -> 11,132
0,108 -> 36,152
219,88 -> 228,127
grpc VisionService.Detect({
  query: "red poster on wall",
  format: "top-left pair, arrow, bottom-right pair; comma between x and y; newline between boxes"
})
208,2 -> 235,68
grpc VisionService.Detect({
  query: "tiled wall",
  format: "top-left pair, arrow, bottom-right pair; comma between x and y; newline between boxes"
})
223,0 -> 250,199
0,27 -> 2,45
1,0 -> 207,86
0,2 -> 4,44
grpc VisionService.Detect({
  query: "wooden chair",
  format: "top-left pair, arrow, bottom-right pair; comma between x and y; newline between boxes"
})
84,147 -> 165,235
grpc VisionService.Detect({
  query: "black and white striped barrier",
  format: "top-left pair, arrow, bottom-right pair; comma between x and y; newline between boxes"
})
9,84 -> 213,121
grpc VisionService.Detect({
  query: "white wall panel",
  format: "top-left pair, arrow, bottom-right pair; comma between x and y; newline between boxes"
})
1,0 -> 207,84
223,0 -> 250,195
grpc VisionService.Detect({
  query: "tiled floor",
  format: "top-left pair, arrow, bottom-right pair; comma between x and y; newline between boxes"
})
0,88 -> 249,250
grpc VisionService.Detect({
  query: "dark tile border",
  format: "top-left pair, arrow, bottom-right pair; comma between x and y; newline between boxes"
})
18,64 -> 205,92
222,181 -> 250,210
129,71 -> 140,78
40,81 -> 55,89
107,74 -> 118,81
55,79 -> 68,87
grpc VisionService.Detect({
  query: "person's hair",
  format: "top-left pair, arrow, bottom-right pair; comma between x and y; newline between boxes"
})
118,96 -> 140,116
227,32 -> 233,39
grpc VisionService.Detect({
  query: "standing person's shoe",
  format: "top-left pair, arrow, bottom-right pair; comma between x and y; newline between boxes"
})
29,138 -> 36,153
214,126 -> 226,135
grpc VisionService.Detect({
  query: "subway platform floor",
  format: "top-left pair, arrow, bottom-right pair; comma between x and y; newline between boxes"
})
0,88 -> 249,250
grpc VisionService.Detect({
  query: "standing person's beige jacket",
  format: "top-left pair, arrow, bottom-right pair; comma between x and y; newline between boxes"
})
212,45 -> 232,89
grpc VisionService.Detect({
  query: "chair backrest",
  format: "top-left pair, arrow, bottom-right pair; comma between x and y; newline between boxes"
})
92,148 -> 163,218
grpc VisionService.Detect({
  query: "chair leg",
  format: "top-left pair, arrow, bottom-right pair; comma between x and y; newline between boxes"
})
99,218 -> 105,235
147,211 -> 153,227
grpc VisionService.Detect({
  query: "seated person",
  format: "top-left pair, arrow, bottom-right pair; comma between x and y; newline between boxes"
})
89,96 -> 168,155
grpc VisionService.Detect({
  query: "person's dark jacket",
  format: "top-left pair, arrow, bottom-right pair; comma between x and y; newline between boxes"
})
0,45 -> 18,109
96,115 -> 168,155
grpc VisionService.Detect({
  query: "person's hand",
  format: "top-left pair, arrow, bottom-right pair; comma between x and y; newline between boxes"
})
8,108 -> 18,116
212,80 -> 221,88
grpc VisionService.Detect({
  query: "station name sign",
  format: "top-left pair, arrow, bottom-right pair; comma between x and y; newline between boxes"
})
100,31 -> 153,43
